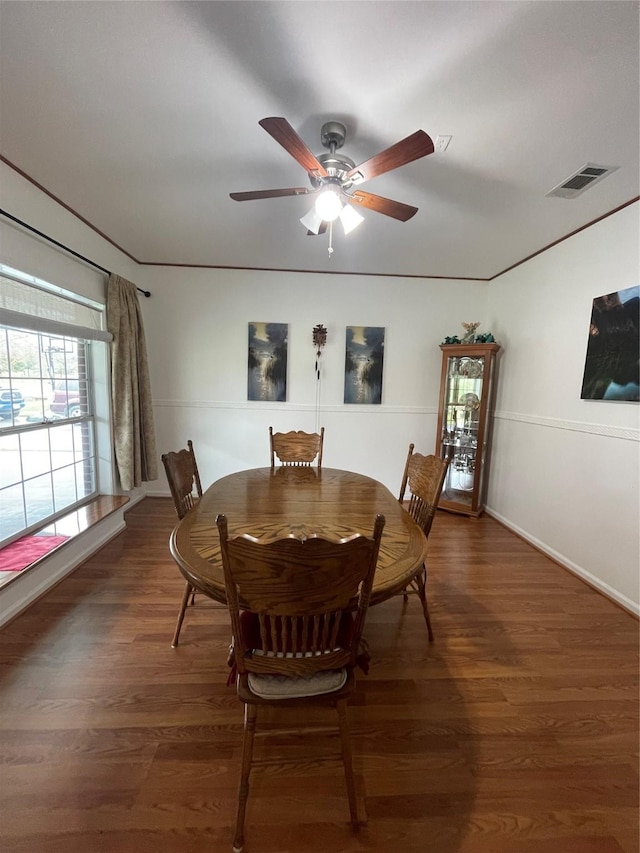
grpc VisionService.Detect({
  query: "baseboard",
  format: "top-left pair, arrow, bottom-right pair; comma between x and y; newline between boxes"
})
485,507 -> 639,618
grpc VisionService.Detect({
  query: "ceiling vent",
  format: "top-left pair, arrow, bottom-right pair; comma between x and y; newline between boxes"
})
546,163 -> 619,199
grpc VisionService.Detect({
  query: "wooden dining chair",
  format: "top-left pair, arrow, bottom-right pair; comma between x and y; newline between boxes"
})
217,511 -> 386,853
396,443 -> 450,641
269,426 -> 324,468
161,439 -> 203,647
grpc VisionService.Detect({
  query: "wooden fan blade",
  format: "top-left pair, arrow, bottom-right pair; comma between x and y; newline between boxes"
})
346,130 -> 434,183
307,221 -> 328,236
230,187 -> 314,201
259,117 -> 328,178
349,190 -> 418,222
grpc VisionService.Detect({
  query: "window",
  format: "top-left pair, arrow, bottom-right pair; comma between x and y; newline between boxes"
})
0,268 -> 111,547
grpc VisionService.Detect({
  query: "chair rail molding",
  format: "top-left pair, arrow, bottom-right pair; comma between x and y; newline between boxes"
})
153,399 -> 437,415
494,410 -> 639,442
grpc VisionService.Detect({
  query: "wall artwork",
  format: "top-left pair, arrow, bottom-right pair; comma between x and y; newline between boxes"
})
248,322 -> 288,402
581,285 -> 639,401
344,326 -> 385,404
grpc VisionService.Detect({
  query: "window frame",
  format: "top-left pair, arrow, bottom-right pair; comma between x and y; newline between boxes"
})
0,266 -> 114,548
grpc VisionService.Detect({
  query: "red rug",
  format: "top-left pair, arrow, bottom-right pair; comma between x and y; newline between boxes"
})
0,535 -> 70,572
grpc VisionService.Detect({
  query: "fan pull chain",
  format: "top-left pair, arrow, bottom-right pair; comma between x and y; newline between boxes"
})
327,220 -> 334,257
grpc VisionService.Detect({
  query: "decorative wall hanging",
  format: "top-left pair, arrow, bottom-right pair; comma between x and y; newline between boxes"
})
313,324 -> 327,380
344,326 -> 384,405
442,322 -> 495,346
312,324 -> 327,431
581,285 -> 639,401
248,322 -> 288,402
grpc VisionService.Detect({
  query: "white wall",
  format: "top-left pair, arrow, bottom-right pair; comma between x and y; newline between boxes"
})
139,266 -> 488,495
486,202 -> 639,613
2,160 -> 638,616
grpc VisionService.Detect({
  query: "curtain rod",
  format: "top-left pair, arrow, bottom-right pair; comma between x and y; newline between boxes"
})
0,208 -> 151,297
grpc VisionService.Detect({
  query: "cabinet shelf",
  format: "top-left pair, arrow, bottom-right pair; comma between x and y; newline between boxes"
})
435,343 -> 501,517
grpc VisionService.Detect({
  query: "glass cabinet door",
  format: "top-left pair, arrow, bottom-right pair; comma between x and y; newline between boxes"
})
436,343 -> 500,516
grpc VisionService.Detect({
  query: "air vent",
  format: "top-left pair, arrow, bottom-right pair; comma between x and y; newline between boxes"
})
546,163 -> 619,199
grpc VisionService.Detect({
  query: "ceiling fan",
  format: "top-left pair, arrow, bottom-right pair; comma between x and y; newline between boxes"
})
230,117 -> 434,253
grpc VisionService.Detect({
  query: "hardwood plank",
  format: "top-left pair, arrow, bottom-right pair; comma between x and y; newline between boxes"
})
0,497 -> 637,853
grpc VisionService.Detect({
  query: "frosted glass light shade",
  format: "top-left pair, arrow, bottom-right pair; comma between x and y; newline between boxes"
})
300,207 -> 324,234
339,203 -> 364,235
314,188 -> 342,222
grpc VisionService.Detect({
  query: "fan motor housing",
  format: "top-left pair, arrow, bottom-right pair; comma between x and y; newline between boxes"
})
320,121 -> 347,151
310,123 -> 354,189
310,155 -> 355,190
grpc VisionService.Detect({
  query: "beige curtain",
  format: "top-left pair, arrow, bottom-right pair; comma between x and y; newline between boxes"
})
106,274 -> 158,491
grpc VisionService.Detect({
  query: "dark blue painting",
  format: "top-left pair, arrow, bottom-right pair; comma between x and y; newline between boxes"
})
248,322 -> 288,402
344,326 -> 385,404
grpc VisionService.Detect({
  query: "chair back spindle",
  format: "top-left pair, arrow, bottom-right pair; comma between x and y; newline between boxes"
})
161,439 -> 205,648
395,443 -> 450,641
399,443 -> 449,538
217,511 -> 385,851
161,440 -> 203,519
269,426 -> 324,468
217,513 -> 385,679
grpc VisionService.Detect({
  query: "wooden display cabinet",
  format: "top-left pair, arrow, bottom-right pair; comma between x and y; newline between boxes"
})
435,342 -> 501,517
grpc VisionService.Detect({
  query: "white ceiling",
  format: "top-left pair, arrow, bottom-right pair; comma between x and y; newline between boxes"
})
1,1 -> 638,280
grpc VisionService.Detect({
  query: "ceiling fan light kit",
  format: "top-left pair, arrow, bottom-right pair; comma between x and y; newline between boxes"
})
338,203 -> 364,235
231,117 -> 434,256
314,185 -> 343,221
300,207 -> 324,235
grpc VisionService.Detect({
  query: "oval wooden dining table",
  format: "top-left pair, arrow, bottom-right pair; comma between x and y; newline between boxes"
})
169,466 -> 428,607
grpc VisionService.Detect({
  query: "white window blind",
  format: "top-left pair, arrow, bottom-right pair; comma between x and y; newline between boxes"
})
0,273 -> 112,342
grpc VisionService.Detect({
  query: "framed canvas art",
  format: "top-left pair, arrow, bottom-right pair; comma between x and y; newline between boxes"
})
581,285 -> 639,401
248,322 -> 288,402
344,326 -> 385,404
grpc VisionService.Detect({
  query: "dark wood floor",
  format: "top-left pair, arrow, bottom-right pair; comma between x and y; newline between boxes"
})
1,498 -> 637,853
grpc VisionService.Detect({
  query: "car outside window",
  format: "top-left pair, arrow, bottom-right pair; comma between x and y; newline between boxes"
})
0,319 -> 98,546
49,379 -> 87,419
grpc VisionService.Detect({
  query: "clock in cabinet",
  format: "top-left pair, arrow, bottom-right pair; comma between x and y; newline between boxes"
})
435,342 -> 501,517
